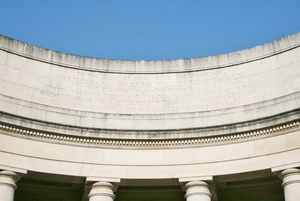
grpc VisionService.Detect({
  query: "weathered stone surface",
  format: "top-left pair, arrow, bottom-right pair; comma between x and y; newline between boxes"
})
1,32 -> 300,130
0,32 -> 300,190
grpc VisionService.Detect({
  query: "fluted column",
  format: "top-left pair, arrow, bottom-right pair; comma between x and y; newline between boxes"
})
0,171 -> 21,201
280,168 -> 300,201
88,181 -> 116,201
184,180 -> 212,201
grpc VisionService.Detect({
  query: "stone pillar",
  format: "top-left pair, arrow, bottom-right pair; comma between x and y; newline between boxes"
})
0,171 -> 21,201
88,181 -> 116,201
185,180 -> 212,201
280,168 -> 300,201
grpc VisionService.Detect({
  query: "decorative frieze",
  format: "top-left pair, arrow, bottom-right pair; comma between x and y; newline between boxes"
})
0,120 -> 299,148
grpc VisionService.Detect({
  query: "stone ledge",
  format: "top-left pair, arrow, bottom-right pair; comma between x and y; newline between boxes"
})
1,119 -> 299,149
1,106 -> 300,139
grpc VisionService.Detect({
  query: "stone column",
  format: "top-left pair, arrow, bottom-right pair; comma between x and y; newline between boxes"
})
184,180 -> 212,201
88,181 -> 116,201
0,171 -> 21,201
280,168 -> 300,201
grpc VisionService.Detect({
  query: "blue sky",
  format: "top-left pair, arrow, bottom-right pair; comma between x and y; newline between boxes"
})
1,1 -> 300,60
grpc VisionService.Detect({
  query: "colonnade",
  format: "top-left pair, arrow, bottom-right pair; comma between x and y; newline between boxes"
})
1,168 -> 300,201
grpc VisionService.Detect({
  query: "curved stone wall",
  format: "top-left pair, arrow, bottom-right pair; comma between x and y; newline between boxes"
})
1,33 -> 300,132
0,33 -> 300,191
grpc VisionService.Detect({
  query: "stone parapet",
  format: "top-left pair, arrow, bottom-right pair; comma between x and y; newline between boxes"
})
1,32 -> 300,131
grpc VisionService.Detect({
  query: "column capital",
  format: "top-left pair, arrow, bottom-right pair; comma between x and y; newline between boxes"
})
280,168 -> 300,187
0,170 -> 21,190
88,181 -> 117,200
279,168 -> 300,201
184,180 -> 212,199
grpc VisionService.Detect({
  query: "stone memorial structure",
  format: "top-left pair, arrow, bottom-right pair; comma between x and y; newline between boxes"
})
0,32 -> 300,201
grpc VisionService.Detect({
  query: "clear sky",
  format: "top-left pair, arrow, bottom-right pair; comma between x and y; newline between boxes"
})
1,1 -> 300,60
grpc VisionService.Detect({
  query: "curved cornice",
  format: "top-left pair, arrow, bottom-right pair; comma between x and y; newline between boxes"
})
1,111 -> 299,149
1,109 -> 300,140
1,120 -> 299,149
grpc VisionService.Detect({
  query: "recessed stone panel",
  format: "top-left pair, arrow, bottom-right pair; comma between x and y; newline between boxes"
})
1,54 -> 299,116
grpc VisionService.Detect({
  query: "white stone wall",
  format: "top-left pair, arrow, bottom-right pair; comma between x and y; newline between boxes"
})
0,33 -> 300,130
0,33 -> 300,182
